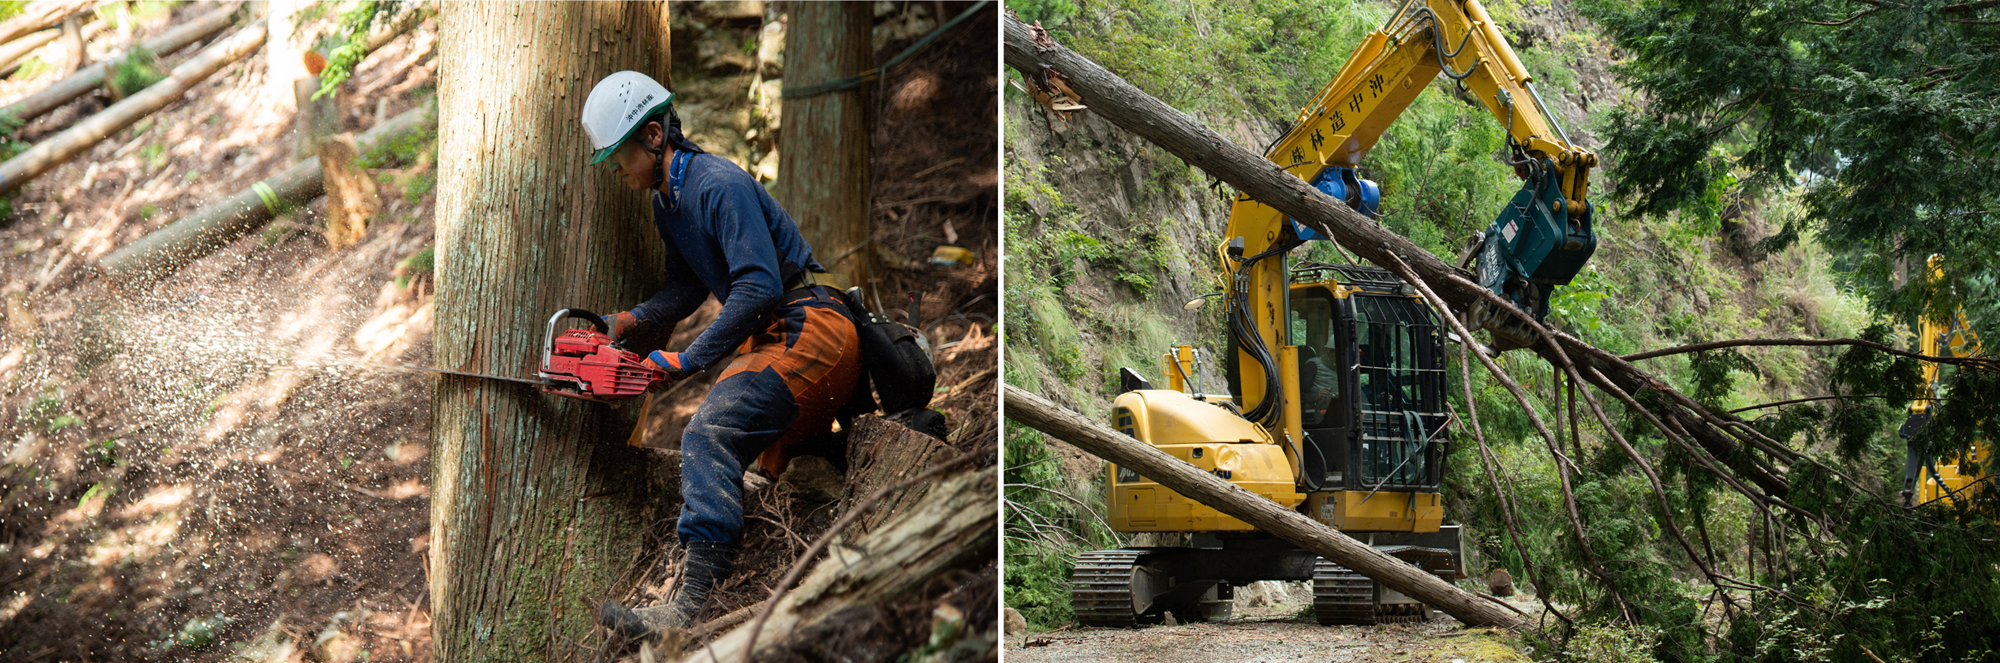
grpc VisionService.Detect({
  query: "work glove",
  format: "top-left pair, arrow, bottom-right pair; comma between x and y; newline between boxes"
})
607,310 -> 645,341
642,351 -> 696,391
607,310 -> 672,356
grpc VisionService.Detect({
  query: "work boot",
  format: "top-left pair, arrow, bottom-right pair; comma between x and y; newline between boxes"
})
600,541 -> 736,640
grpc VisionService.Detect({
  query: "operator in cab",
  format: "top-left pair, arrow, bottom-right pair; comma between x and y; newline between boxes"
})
579,71 -> 862,641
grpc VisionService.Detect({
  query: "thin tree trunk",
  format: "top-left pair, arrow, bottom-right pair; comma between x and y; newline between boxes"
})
1003,384 -> 1525,628
430,4 -> 671,661
776,2 -> 872,288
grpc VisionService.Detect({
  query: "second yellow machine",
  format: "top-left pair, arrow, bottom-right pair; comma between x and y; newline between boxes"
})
1072,0 -> 1598,626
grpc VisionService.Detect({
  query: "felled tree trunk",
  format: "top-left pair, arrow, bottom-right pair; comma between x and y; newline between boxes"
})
96,105 -> 429,284
0,18 -> 269,195
776,1 -> 873,288
1004,385 -> 1523,628
698,467 -> 997,661
428,3 -> 671,662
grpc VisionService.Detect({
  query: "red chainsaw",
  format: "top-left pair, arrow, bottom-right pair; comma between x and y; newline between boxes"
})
406,308 -> 664,403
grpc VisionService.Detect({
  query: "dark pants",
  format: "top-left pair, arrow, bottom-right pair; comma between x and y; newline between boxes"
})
678,288 -> 859,543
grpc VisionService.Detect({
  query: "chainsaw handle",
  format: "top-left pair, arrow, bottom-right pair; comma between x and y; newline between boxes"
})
541,308 -> 613,374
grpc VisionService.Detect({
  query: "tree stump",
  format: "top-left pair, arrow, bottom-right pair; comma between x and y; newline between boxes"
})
843,414 -> 961,536
317,133 -> 378,250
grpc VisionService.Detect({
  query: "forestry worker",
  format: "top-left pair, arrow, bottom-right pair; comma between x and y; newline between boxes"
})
580,70 -> 862,640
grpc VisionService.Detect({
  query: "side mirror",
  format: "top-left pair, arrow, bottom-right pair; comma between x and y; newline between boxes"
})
1184,293 -> 1222,311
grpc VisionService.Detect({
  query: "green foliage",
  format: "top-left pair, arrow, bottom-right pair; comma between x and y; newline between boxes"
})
315,1 -> 409,100
356,121 -> 436,169
140,144 -> 167,171
157,614 -> 233,650
108,46 -> 166,99
1009,0 -> 1079,28
88,438 -> 120,468
1566,623 -> 1664,663
1004,416 -> 1118,630
393,246 -> 433,288
1367,84 -> 1518,257
1045,0 -> 1382,120
1581,0 -> 2000,344
45,413 -> 81,432
1689,349 -> 1760,411
8,55 -> 51,81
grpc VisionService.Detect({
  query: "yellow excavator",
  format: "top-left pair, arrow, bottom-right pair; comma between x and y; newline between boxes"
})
1072,0 -> 1598,626
1901,256 -> 1991,508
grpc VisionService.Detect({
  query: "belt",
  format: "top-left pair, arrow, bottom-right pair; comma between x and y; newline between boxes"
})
780,272 -> 820,302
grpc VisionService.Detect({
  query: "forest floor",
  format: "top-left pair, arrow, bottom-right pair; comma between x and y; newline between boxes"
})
1007,587 -> 1538,663
0,3 -> 996,662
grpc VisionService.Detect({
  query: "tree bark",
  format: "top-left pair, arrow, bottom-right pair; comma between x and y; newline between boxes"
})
1000,15 -> 1789,501
429,4 -> 671,662
0,2 -> 239,126
842,415 -> 960,537
776,2 -> 872,289
0,18 -> 268,195
96,104 -> 429,284
1004,384 -> 1523,628
697,467 -> 996,661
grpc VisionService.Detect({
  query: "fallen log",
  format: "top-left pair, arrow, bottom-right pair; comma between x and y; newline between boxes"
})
96,103 -> 431,284
0,0 -> 92,49
0,2 -> 240,125
1002,384 -> 1524,628
0,17 -> 267,196
690,465 -> 996,661
1000,15 -> 1789,501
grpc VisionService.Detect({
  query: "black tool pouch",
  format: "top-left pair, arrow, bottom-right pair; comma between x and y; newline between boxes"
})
832,288 -> 938,415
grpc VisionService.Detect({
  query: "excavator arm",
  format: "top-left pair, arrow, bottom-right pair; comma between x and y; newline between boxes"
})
1265,0 -> 1594,204
1221,0 -> 1598,450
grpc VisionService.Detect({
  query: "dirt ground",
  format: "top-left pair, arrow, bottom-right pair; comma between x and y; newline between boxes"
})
0,3 -> 997,662
1007,588 -> 1539,663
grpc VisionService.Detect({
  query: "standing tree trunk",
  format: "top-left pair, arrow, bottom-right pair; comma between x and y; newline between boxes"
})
776,2 -> 873,289
265,0 -> 304,120
430,4 -> 671,661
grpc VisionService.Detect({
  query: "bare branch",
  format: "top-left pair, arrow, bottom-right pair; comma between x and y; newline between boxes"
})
1622,337 -> 1999,371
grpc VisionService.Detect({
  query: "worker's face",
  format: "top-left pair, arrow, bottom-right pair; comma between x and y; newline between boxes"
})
607,122 -> 667,192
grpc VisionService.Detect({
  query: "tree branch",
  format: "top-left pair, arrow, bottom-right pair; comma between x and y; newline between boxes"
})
1623,337 -> 1999,370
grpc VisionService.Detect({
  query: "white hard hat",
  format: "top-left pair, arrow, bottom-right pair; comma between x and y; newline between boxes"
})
582,71 -> 675,165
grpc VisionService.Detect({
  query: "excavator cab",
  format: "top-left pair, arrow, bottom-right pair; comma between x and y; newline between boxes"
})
1288,262 -> 1450,502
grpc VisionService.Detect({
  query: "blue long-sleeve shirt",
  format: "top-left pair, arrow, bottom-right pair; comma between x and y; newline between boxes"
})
629,152 -> 823,371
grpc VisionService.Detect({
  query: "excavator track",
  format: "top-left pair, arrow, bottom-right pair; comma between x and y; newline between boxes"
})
1313,548 -> 1457,626
1312,559 -> 1378,625
1072,549 -> 1147,627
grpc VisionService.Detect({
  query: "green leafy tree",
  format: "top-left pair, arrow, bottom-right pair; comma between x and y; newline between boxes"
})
1582,0 -> 2000,333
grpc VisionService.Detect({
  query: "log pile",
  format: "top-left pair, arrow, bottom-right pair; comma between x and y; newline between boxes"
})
97,104 -> 432,283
